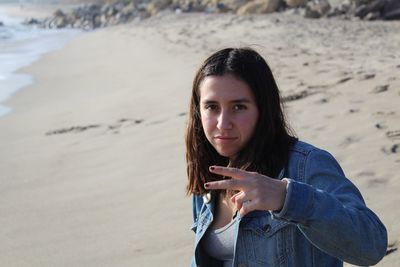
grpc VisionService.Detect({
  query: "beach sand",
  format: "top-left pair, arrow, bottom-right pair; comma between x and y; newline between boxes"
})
0,5 -> 399,266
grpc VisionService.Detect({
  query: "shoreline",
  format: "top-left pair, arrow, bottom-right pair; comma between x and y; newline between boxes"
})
0,3 -> 80,117
0,8 -> 399,266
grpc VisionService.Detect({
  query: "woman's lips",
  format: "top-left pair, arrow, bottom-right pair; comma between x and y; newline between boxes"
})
214,136 -> 237,142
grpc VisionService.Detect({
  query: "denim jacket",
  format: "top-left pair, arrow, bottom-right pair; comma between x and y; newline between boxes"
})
190,141 -> 387,267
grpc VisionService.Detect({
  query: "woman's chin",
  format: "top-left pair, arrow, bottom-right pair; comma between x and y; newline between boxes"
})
216,149 -> 237,159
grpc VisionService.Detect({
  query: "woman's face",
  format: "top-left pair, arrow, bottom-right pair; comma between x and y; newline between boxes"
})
199,74 -> 259,159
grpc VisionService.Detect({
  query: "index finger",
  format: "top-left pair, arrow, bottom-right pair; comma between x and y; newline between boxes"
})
209,166 -> 250,180
204,178 -> 245,191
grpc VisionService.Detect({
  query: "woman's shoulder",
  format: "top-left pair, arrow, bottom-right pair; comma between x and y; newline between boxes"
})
290,140 -> 319,155
289,140 -> 338,163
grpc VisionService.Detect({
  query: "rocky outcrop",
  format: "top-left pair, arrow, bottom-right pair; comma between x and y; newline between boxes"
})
24,1 -> 156,30
22,0 -> 400,30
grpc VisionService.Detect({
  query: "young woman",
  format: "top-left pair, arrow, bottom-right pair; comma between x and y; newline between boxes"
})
185,47 -> 387,267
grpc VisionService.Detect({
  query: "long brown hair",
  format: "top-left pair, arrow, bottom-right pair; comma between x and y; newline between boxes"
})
185,47 -> 296,195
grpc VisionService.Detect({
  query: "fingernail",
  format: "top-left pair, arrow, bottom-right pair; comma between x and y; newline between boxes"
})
204,183 -> 209,188
209,166 -> 215,171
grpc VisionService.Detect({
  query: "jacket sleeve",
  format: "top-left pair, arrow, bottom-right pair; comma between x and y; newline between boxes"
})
273,148 -> 387,266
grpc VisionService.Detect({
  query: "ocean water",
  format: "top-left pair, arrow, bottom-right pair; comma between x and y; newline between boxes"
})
0,9 -> 79,117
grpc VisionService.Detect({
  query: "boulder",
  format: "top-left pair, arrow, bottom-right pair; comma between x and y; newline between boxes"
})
23,18 -> 42,26
381,0 -> 400,20
327,0 -> 352,16
237,0 -> 282,15
305,0 -> 331,18
285,0 -> 307,8
354,0 -> 383,18
353,0 -> 400,20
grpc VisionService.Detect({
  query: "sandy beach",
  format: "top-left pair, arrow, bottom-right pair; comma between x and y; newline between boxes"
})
0,4 -> 399,266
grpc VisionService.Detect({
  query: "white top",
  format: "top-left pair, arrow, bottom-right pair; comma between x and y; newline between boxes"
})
201,219 -> 236,267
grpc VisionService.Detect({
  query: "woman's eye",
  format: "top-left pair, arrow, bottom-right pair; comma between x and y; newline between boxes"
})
233,104 -> 247,111
205,104 -> 218,111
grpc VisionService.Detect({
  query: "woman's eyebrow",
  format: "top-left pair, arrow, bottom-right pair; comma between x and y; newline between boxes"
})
201,100 -> 218,104
201,98 -> 251,104
231,98 -> 251,103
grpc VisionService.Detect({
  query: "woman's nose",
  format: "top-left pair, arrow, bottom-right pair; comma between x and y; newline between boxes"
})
217,110 -> 233,130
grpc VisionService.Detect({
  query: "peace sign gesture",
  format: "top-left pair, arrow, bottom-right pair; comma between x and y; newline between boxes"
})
204,166 -> 288,217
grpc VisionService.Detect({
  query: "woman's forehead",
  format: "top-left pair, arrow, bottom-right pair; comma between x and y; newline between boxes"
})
199,74 -> 254,101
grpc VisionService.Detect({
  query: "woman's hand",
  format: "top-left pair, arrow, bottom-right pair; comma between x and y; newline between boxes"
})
205,166 -> 288,217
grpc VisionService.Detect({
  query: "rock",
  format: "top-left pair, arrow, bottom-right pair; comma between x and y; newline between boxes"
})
354,0 -> 385,19
364,11 -> 380,20
54,9 -> 66,17
382,0 -> 400,20
384,8 -> 400,20
285,0 -> 307,8
327,0 -> 352,17
237,0 -> 281,15
305,0 -> 331,18
153,0 -> 173,12
353,0 -> 400,20
49,9 -> 71,28
147,2 -> 158,16
23,18 -> 42,26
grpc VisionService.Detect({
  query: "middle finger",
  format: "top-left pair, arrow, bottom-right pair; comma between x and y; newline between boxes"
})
204,179 -> 245,190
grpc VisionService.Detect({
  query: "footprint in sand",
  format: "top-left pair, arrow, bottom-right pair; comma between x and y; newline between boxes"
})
107,118 -> 144,133
357,171 -> 389,187
45,124 -> 101,136
307,84 -> 330,90
374,111 -> 396,117
282,90 -> 312,102
375,122 -> 387,130
349,108 -> 360,113
336,77 -> 352,84
317,98 -> 329,104
357,72 -> 376,80
357,171 -> 375,177
146,120 -> 166,126
386,130 -> 400,140
46,118 -> 144,136
381,143 -> 399,154
386,241 -> 398,256
339,136 -> 359,147
367,178 -> 388,187
371,84 -> 389,94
